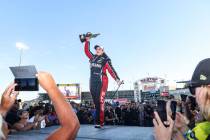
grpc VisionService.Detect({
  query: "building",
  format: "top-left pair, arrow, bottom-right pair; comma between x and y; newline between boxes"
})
134,77 -> 169,101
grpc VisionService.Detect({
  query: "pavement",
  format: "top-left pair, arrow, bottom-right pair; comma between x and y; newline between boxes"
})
8,125 -> 154,140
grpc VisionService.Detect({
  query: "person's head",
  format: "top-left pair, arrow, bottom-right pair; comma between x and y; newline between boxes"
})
193,86 -> 210,121
18,110 -> 29,120
10,100 -> 20,112
45,105 -> 53,114
107,105 -> 112,111
120,105 -> 124,109
94,45 -> 104,56
35,109 -> 44,116
188,58 -> 210,121
131,103 -> 135,108
116,102 -> 119,106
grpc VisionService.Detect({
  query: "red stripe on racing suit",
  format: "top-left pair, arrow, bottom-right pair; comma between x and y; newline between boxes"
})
99,60 -> 120,125
84,41 -> 93,60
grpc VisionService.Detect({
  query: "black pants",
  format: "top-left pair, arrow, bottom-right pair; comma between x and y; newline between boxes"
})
90,75 -> 108,125
90,80 -> 102,125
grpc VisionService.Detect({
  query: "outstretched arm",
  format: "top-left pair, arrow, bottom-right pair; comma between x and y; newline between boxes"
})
84,38 -> 93,60
104,60 -> 120,81
36,72 -> 80,140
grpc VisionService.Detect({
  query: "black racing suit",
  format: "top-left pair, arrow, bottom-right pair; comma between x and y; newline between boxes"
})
84,41 -> 120,125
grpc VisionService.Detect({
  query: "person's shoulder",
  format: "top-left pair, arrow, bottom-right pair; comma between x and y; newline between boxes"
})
13,122 -> 24,128
103,53 -> 111,61
90,55 -> 97,61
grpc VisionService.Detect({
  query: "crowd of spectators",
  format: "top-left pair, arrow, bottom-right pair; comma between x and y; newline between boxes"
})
2,86 -> 206,140
72,95 -> 198,128
5,100 -> 59,133
2,82 -> 201,140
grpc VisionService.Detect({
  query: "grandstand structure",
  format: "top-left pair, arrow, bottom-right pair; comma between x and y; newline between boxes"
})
81,90 -> 135,103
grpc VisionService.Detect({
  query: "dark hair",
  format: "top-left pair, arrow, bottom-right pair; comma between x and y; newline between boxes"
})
17,110 -> 28,116
94,45 -> 101,50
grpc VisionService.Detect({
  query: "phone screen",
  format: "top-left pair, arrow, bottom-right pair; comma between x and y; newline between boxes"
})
170,101 -> 177,120
157,100 -> 167,123
15,78 -> 39,91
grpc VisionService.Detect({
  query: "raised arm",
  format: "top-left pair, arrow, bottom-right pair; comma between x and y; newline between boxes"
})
36,72 -> 80,140
84,40 -> 93,60
0,83 -> 19,118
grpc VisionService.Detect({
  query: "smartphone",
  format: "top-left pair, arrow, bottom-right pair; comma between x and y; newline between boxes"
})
170,101 -> 177,120
157,100 -> 167,123
15,78 -> 39,91
188,96 -> 196,110
157,100 -> 177,125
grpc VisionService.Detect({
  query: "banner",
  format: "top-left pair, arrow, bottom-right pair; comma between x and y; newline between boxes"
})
57,84 -> 80,99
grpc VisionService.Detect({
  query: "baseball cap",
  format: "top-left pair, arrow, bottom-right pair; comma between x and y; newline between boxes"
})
187,58 -> 210,95
94,45 -> 104,50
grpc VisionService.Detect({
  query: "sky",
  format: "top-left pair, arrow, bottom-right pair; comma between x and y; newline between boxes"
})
0,0 -> 210,100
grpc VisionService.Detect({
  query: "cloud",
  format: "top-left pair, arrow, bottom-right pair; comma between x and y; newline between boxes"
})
15,42 -> 30,50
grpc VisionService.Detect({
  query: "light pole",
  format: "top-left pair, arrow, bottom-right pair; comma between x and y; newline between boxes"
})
16,42 -> 29,66
19,48 -> 23,66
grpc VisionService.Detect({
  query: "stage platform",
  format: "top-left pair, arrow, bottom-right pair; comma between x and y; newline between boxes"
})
8,125 -> 154,140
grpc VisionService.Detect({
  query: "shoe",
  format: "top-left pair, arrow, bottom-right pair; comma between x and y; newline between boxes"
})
100,123 -> 104,127
94,125 -> 101,128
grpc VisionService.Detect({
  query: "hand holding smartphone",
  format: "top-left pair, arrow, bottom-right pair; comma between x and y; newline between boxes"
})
156,100 -> 177,127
